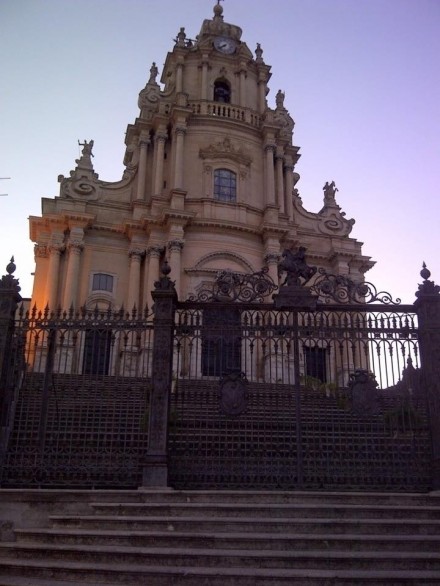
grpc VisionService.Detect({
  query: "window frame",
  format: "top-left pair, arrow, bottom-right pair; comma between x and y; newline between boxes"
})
91,273 -> 114,294
213,168 -> 237,203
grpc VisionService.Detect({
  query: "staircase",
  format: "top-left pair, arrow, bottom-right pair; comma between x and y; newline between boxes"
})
0,490 -> 440,585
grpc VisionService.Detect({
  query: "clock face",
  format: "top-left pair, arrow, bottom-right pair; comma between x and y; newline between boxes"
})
214,37 -> 237,54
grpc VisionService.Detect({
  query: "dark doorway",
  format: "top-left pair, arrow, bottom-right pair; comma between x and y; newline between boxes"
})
201,306 -> 241,376
83,329 -> 112,375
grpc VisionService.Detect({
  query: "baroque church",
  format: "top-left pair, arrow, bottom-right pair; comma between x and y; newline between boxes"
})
29,2 -> 372,313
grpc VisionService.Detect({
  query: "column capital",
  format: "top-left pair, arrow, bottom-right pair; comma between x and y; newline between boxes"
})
34,244 -> 49,259
147,245 -> 165,258
67,241 -> 83,254
154,131 -> 168,143
139,137 -> 150,149
264,143 -> 276,154
264,252 -> 281,265
129,246 -> 145,259
174,125 -> 187,136
167,240 -> 184,252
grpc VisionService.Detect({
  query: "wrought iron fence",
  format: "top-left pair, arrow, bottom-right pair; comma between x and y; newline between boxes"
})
0,305 -> 154,488
0,257 -> 438,491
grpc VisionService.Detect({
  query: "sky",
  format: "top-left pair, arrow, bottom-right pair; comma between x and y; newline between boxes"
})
1,0 -> 439,303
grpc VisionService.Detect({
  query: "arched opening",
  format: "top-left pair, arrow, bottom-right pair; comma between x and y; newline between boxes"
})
213,80 -> 231,103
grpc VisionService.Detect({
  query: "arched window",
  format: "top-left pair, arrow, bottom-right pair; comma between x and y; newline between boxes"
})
213,80 -> 231,103
214,169 -> 237,202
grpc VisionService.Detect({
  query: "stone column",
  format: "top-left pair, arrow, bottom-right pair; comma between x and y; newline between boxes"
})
63,242 -> 83,310
143,262 -> 177,487
264,144 -> 276,206
239,66 -> 247,106
284,156 -> 294,221
264,252 -> 280,289
45,244 -> 63,310
201,58 -> 209,100
144,246 -> 163,309
173,126 -> 186,190
275,148 -> 285,215
127,248 -> 144,312
258,78 -> 267,114
414,264 -> 440,488
136,137 -> 150,201
176,63 -> 183,93
167,240 -> 184,298
153,132 -> 167,197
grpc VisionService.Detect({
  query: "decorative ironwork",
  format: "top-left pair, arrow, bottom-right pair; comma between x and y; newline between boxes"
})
349,369 -> 380,416
189,267 -> 277,302
219,371 -> 248,416
310,268 -> 401,305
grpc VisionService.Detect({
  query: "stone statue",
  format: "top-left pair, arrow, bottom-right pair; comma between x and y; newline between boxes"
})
323,181 -> 338,204
276,89 -> 285,109
149,62 -> 159,83
78,140 -> 94,158
278,247 -> 317,287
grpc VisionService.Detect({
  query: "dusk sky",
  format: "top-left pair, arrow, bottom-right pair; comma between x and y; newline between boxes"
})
1,0 -> 439,303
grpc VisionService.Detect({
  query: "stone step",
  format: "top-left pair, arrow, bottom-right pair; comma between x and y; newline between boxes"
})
50,513 -> 440,535
0,559 -> 440,585
1,542 -> 440,571
88,501 -> 440,519
2,488 -> 438,505
15,527 -> 440,552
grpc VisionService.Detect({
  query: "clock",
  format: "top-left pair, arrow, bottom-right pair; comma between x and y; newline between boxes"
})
214,37 -> 237,54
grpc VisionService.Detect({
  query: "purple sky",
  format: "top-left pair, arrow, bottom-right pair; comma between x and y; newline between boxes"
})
1,0 -> 439,303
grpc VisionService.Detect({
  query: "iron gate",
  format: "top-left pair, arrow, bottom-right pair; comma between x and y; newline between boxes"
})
168,270 -> 432,490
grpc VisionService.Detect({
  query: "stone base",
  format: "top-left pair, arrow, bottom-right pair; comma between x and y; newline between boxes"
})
142,455 -> 168,487
273,285 -> 317,310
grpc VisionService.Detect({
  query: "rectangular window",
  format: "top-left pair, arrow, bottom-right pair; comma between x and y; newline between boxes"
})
214,169 -> 237,202
304,346 -> 327,383
92,273 -> 114,293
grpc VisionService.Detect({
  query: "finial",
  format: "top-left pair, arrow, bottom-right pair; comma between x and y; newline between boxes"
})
420,261 -> 431,281
161,259 -> 171,276
6,256 -> 16,275
214,0 -> 224,19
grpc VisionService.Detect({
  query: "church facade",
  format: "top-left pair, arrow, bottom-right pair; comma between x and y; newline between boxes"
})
29,3 -> 372,314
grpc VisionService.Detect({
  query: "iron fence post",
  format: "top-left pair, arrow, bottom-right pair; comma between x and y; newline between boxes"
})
414,264 -> 440,489
142,261 -> 177,487
0,259 -> 22,464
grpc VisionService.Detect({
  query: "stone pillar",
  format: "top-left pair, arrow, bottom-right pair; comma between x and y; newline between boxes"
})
0,259 -> 22,456
173,126 -> 186,190
258,78 -> 267,114
239,66 -> 247,106
414,264 -> 440,489
284,157 -> 294,221
144,246 -> 163,309
264,144 -> 276,206
136,136 -> 150,201
45,243 -> 63,310
167,240 -> 184,298
264,252 -> 280,290
201,58 -> 209,100
275,148 -> 285,214
127,248 -> 144,312
153,132 -> 167,197
143,261 -> 177,487
176,63 -> 183,93
63,241 -> 83,310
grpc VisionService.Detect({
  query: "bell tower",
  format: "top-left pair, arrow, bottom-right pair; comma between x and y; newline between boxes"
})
29,2 -> 372,312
